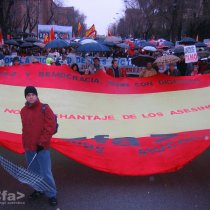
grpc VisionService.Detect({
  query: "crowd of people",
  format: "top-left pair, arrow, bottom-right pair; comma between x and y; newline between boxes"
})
0,39 -> 210,78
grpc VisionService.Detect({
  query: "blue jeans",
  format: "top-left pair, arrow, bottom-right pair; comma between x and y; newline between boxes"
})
25,150 -> 57,197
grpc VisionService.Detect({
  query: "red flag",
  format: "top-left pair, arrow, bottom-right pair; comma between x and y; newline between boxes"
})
0,29 -> 3,45
85,24 -> 97,38
78,22 -> 82,36
49,27 -> 55,41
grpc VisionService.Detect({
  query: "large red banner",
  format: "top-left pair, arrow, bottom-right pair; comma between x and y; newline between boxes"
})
0,64 -> 210,175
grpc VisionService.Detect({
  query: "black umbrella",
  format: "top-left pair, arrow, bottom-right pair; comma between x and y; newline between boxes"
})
162,41 -> 174,47
20,42 -> 34,48
4,40 -> 19,46
131,55 -> 155,67
179,37 -> 196,45
24,37 -> 40,43
195,42 -> 207,48
173,46 -> 184,54
14,39 -> 26,44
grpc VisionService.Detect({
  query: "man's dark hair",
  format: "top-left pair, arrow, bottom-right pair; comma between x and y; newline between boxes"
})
112,59 -> 118,65
93,57 -> 100,61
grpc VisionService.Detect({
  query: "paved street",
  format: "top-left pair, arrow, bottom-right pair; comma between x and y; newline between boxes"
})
0,146 -> 210,210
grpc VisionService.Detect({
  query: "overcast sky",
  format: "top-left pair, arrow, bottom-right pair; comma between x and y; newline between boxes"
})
63,0 -> 125,35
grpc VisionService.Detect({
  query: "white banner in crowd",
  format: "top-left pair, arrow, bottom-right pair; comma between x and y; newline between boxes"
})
184,45 -> 198,63
2,56 -> 143,75
38,24 -> 72,42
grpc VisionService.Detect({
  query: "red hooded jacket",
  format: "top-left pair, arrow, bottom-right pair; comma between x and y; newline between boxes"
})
20,99 -> 56,151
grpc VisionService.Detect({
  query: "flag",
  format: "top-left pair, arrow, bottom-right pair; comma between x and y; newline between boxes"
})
85,24 -> 97,38
0,155 -> 54,192
43,34 -> 49,44
108,29 -> 112,37
1,65 -> 210,176
0,29 -> 3,45
49,27 -> 55,41
78,22 -> 82,36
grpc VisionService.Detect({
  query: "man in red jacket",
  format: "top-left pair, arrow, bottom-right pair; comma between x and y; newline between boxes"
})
106,59 -> 127,77
20,86 -> 57,206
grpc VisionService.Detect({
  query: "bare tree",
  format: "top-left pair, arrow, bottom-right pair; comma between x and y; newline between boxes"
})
116,0 -> 210,40
0,0 -> 15,38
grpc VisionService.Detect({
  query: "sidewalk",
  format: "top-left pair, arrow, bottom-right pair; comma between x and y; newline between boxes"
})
0,146 -> 210,210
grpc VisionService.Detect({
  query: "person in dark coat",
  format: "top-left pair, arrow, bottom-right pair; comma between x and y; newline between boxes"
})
164,63 -> 181,76
106,59 -> 127,77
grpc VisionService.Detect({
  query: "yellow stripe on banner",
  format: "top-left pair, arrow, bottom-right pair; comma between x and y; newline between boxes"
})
0,84 -> 210,138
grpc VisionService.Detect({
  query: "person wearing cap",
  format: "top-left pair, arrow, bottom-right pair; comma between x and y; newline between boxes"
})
88,57 -> 105,74
20,86 -> 57,206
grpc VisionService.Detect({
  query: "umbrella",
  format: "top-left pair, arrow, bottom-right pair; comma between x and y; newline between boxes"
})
103,41 -> 116,47
14,39 -> 25,44
162,41 -> 174,47
179,37 -> 196,45
0,155 -> 54,192
157,45 -> 170,49
116,43 -> 129,49
80,39 -> 98,45
195,42 -> 207,48
141,42 -> 156,47
173,46 -> 184,54
143,46 -> 157,52
154,55 -> 180,65
197,51 -> 210,58
45,39 -> 69,49
131,55 -> 155,67
157,38 -> 166,44
77,43 -> 110,52
24,37 -> 39,43
104,36 -> 122,44
4,40 -> 19,46
20,42 -> 34,48
33,42 -> 45,48
69,41 -> 81,48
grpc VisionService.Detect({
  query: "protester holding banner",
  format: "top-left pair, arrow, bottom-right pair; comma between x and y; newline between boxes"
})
177,55 -> 187,76
20,86 -> 57,206
139,62 -> 157,77
106,59 -> 127,77
12,56 -> 20,66
164,63 -> 181,76
88,57 -> 105,74
191,64 -> 200,76
71,63 -> 81,74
